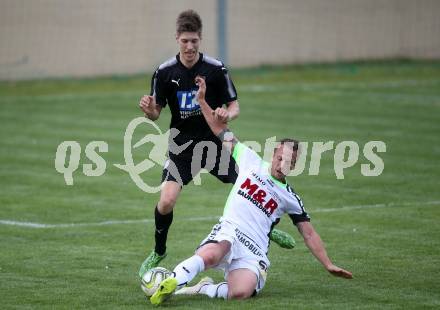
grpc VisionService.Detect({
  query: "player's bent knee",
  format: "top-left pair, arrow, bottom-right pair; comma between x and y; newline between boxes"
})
158,196 -> 177,212
228,289 -> 253,300
201,252 -> 220,268
158,181 -> 181,212
227,268 -> 258,300
197,241 -> 230,268
197,248 -> 222,268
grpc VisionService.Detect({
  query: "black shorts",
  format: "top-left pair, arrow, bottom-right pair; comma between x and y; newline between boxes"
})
161,140 -> 238,186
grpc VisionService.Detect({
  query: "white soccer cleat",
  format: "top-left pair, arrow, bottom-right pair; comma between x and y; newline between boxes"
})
174,276 -> 214,295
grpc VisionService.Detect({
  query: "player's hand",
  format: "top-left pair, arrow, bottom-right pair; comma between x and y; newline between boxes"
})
139,95 -> 156,115
195,76 -> 206,102
326,264 -> 353,279
213,107 -> 230,123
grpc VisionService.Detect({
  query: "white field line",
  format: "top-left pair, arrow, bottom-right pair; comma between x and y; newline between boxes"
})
1,200 -> 439,229
0,216 -> 218,229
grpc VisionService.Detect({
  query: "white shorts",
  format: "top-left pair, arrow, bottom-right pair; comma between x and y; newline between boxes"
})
198,219 -> 270,294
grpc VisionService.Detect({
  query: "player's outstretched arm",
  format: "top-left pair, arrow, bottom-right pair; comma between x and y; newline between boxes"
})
195,76 -> 238,153
297,221 -> 353,279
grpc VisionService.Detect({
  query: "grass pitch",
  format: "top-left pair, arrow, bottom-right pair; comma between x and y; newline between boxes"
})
1,61 -> 439,309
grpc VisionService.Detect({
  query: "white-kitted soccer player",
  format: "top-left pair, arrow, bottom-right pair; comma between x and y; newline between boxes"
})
150,76 -> 353,305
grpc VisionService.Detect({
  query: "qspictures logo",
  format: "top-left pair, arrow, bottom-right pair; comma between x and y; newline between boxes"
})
54,117 -> 386,194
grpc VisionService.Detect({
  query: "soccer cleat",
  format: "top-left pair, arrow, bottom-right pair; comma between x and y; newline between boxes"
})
138,251 -> 167,278
150,277 -> 178,306
270,228 -> 296,249
174,276 -> 214,295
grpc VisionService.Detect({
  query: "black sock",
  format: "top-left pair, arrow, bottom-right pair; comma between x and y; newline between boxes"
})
154,206 -> 173,256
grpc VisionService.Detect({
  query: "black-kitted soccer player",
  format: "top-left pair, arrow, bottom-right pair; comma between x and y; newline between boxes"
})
138,10 -> 295,277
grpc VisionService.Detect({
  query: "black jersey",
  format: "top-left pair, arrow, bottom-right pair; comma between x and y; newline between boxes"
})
150,53 -> 238,143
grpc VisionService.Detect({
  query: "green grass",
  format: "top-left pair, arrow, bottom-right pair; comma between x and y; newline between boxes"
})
1,60 -> 440,309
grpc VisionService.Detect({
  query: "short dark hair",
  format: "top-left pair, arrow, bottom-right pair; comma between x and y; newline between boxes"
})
278,138 -> 299,151
176,10 -> 202,36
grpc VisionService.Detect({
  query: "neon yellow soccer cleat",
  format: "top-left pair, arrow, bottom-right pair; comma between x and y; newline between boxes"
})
150,277 -> 178,306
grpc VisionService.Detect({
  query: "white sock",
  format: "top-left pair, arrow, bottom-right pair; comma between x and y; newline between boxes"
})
199,282 -> 228,299
172,255 -> 205,288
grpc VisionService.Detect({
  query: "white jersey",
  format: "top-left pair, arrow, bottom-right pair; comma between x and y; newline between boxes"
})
222,142 -> 310,253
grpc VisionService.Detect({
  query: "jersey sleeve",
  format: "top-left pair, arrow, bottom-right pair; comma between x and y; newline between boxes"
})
286,192 -> 311,225
150,69 -> 167,107
214,65 -> 238,104
232,142 -> 261,172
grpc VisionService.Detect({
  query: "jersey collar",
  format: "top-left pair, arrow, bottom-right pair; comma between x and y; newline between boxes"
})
262,161 -> 287,188
176,52 -> 203,70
